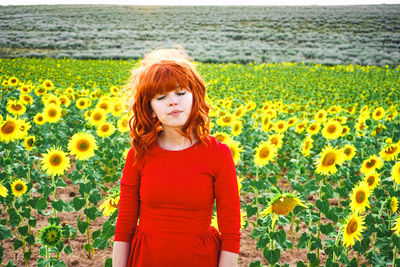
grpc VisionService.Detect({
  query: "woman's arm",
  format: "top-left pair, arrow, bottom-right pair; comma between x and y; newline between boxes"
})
218,250 -> 239,267
112,241 -> 130,267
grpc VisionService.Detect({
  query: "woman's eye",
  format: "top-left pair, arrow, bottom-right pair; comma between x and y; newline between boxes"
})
177,91 -> 186,96
156,96 -> 165,100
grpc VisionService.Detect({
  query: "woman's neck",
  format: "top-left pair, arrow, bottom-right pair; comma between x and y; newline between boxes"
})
157,128 -> 198,150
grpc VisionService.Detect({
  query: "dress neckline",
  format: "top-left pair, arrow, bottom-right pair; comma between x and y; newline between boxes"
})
154,138 -> 201,152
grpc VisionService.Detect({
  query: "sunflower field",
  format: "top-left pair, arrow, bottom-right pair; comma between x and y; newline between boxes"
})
0,57 -> 400,267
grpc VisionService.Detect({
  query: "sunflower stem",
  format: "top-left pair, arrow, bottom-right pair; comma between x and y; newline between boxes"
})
45,245 -> 49,267
316,179 -> 323,261
290,213 -> 294,248
393,246 -> 398,267
51,175 -> 57,218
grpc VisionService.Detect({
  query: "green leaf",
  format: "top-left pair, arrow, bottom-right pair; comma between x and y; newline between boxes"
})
84,243 -> 92,252
307,252 -> 320,266
246,205 -> 258,218
296,261 -> 307,267
105,258 -> 113,267
297,232 -> 310,249
77,220 -> 89,234
320,223 -> 335,235
13,239 -> 23,250
18,225 -> 28,236
28,218 -> 37,227
35,198 -> 48,210
84,207 -> 99,220
23,251 -> 32,261
55,178 -> 67,188
7,208 -> 21,227
0,225 -> 13,240
263,248 -> 280,265
93,236 -> 108,249
52,200 -> 65,212
92,230 -> 101,240
64,245 -> 72,255
89,189 -> 102,205
71,197 -> 86,211
25,234 -> 35,245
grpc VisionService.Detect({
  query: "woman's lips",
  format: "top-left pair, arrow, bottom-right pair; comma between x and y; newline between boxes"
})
169,111 -> 182,116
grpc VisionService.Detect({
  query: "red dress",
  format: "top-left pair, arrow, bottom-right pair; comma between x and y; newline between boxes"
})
114,135 -> 241,267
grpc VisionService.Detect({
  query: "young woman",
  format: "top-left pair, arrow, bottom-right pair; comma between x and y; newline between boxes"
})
112,47 -> 241,267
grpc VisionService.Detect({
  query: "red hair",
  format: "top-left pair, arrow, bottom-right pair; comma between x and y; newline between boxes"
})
127,49 -> 211,161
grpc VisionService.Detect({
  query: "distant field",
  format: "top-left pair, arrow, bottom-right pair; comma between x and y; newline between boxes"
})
1,5 -> 400,65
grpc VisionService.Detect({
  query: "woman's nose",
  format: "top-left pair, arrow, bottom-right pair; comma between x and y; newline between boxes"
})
168,95 -> 179,106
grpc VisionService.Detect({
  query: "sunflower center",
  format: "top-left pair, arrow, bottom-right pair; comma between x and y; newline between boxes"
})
94,113 -> 102,121
79,101 -> 85,106
12,104 -> 22,111
305,142 -> 311,150
318,113 -> 323,118
50,154 -> 62,166
38,116 -> 44,122
2,121 -> 16,134
259,147 -> 270,159
234,125 -> 239,131
222,116 -> 231,123
366,159 -> 376,168
355,191 -> 365,203
15,184 -> 23,191
49,109 -> 57,117
122,119 -> 128,127
327,125 -> 337,133
322,152 -> 336,166
100,103 -> 108,110
346,218 -> 358,235
27,138 -> 34,146
376,111 -> 381,116
101,125 -> 109,132
344,148 -> 351,155
367,175 -> 375,186
77,140 -> 89,151
384,145 -> 397,155
45,82 -> 51,87
271,137 -> 278,145
278,123 -> 284,129
49,100 -> 57,105
310,125 -> 316,131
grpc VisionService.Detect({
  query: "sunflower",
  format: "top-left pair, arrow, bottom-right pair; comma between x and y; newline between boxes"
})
350,182 -> 371,214
24,135 -> 36,151
19,94 -> 33,105
254,141 -> 278,167
8,76 -> 19,86
301,135 -> 313,157
0,183 -> 9,197
16,118 -> 31,140
231,120 -> 242,136
306,122 -> 321,136
390,197 -> 399,213
314,109 -> 327,123
379,143 -> 399,161
11,179 -> 27,197
360,154 -> 384,175
295,120 -> 307,133
96,100 -> 111,113
315,145 -> 345,175
33,113 -> 45,125
233,106 -> 245,118
76,97 -> 89,110
261,115 -> 271,133
246,101 -> 257,111
111,100 -> 124,117
269,133 -> 284,150
43,104 -> 62,123
342,144 -> 356,161
42,79 -> 54,90
372,107 -> 385,121
363,172 -> 380,190
321,120 -> 343,140
0,116 -> 20,143
216,114 -> 234,127
274,120 -> 288,133
342,213 -> 366,247
6,99 -> 26,116
122,148 -> 130,160
40,224 -> 61,247
261,193 -> 307,228
99,196 -> 120,216
89,108 -> 107,127
213,132 -> 232,144
41,146 -> 71,176
97,122 -> 116,138
109,85 -> 119,95
386,108 -> 398,121
59,95 -> 71,107
391,161 -> 400,184
68,132 -> 98,161
225,140 -> 243,165
392,217 -> 400,237
117,114 -> 130,133
341,126 -> 350,137
42,94 -> 61,107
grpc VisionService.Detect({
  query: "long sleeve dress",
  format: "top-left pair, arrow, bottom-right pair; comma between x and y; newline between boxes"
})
114,135 -> 241,267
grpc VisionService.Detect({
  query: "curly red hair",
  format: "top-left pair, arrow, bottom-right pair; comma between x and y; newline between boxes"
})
127,48 -> 211,161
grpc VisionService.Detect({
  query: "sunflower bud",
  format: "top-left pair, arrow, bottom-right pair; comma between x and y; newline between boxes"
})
40,224 -> 62,247
85,123 -> 92,130
365,119 -> 372,126
346,134 -> 354,141
4,158 -> 12,165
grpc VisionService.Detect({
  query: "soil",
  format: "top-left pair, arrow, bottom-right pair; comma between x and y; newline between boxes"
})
2,171 -> 360,267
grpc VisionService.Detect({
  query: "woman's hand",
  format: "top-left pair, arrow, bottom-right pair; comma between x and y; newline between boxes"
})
112,241 -> 130,267
218,250 -> 239,267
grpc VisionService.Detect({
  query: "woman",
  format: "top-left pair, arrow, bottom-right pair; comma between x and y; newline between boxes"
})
112,47 -> 241,267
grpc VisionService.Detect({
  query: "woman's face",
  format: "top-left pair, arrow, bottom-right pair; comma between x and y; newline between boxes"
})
150,87 -> 193,131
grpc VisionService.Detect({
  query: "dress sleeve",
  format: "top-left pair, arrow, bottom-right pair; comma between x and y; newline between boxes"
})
214,142 -> 241,254
114,147 -> 141,242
